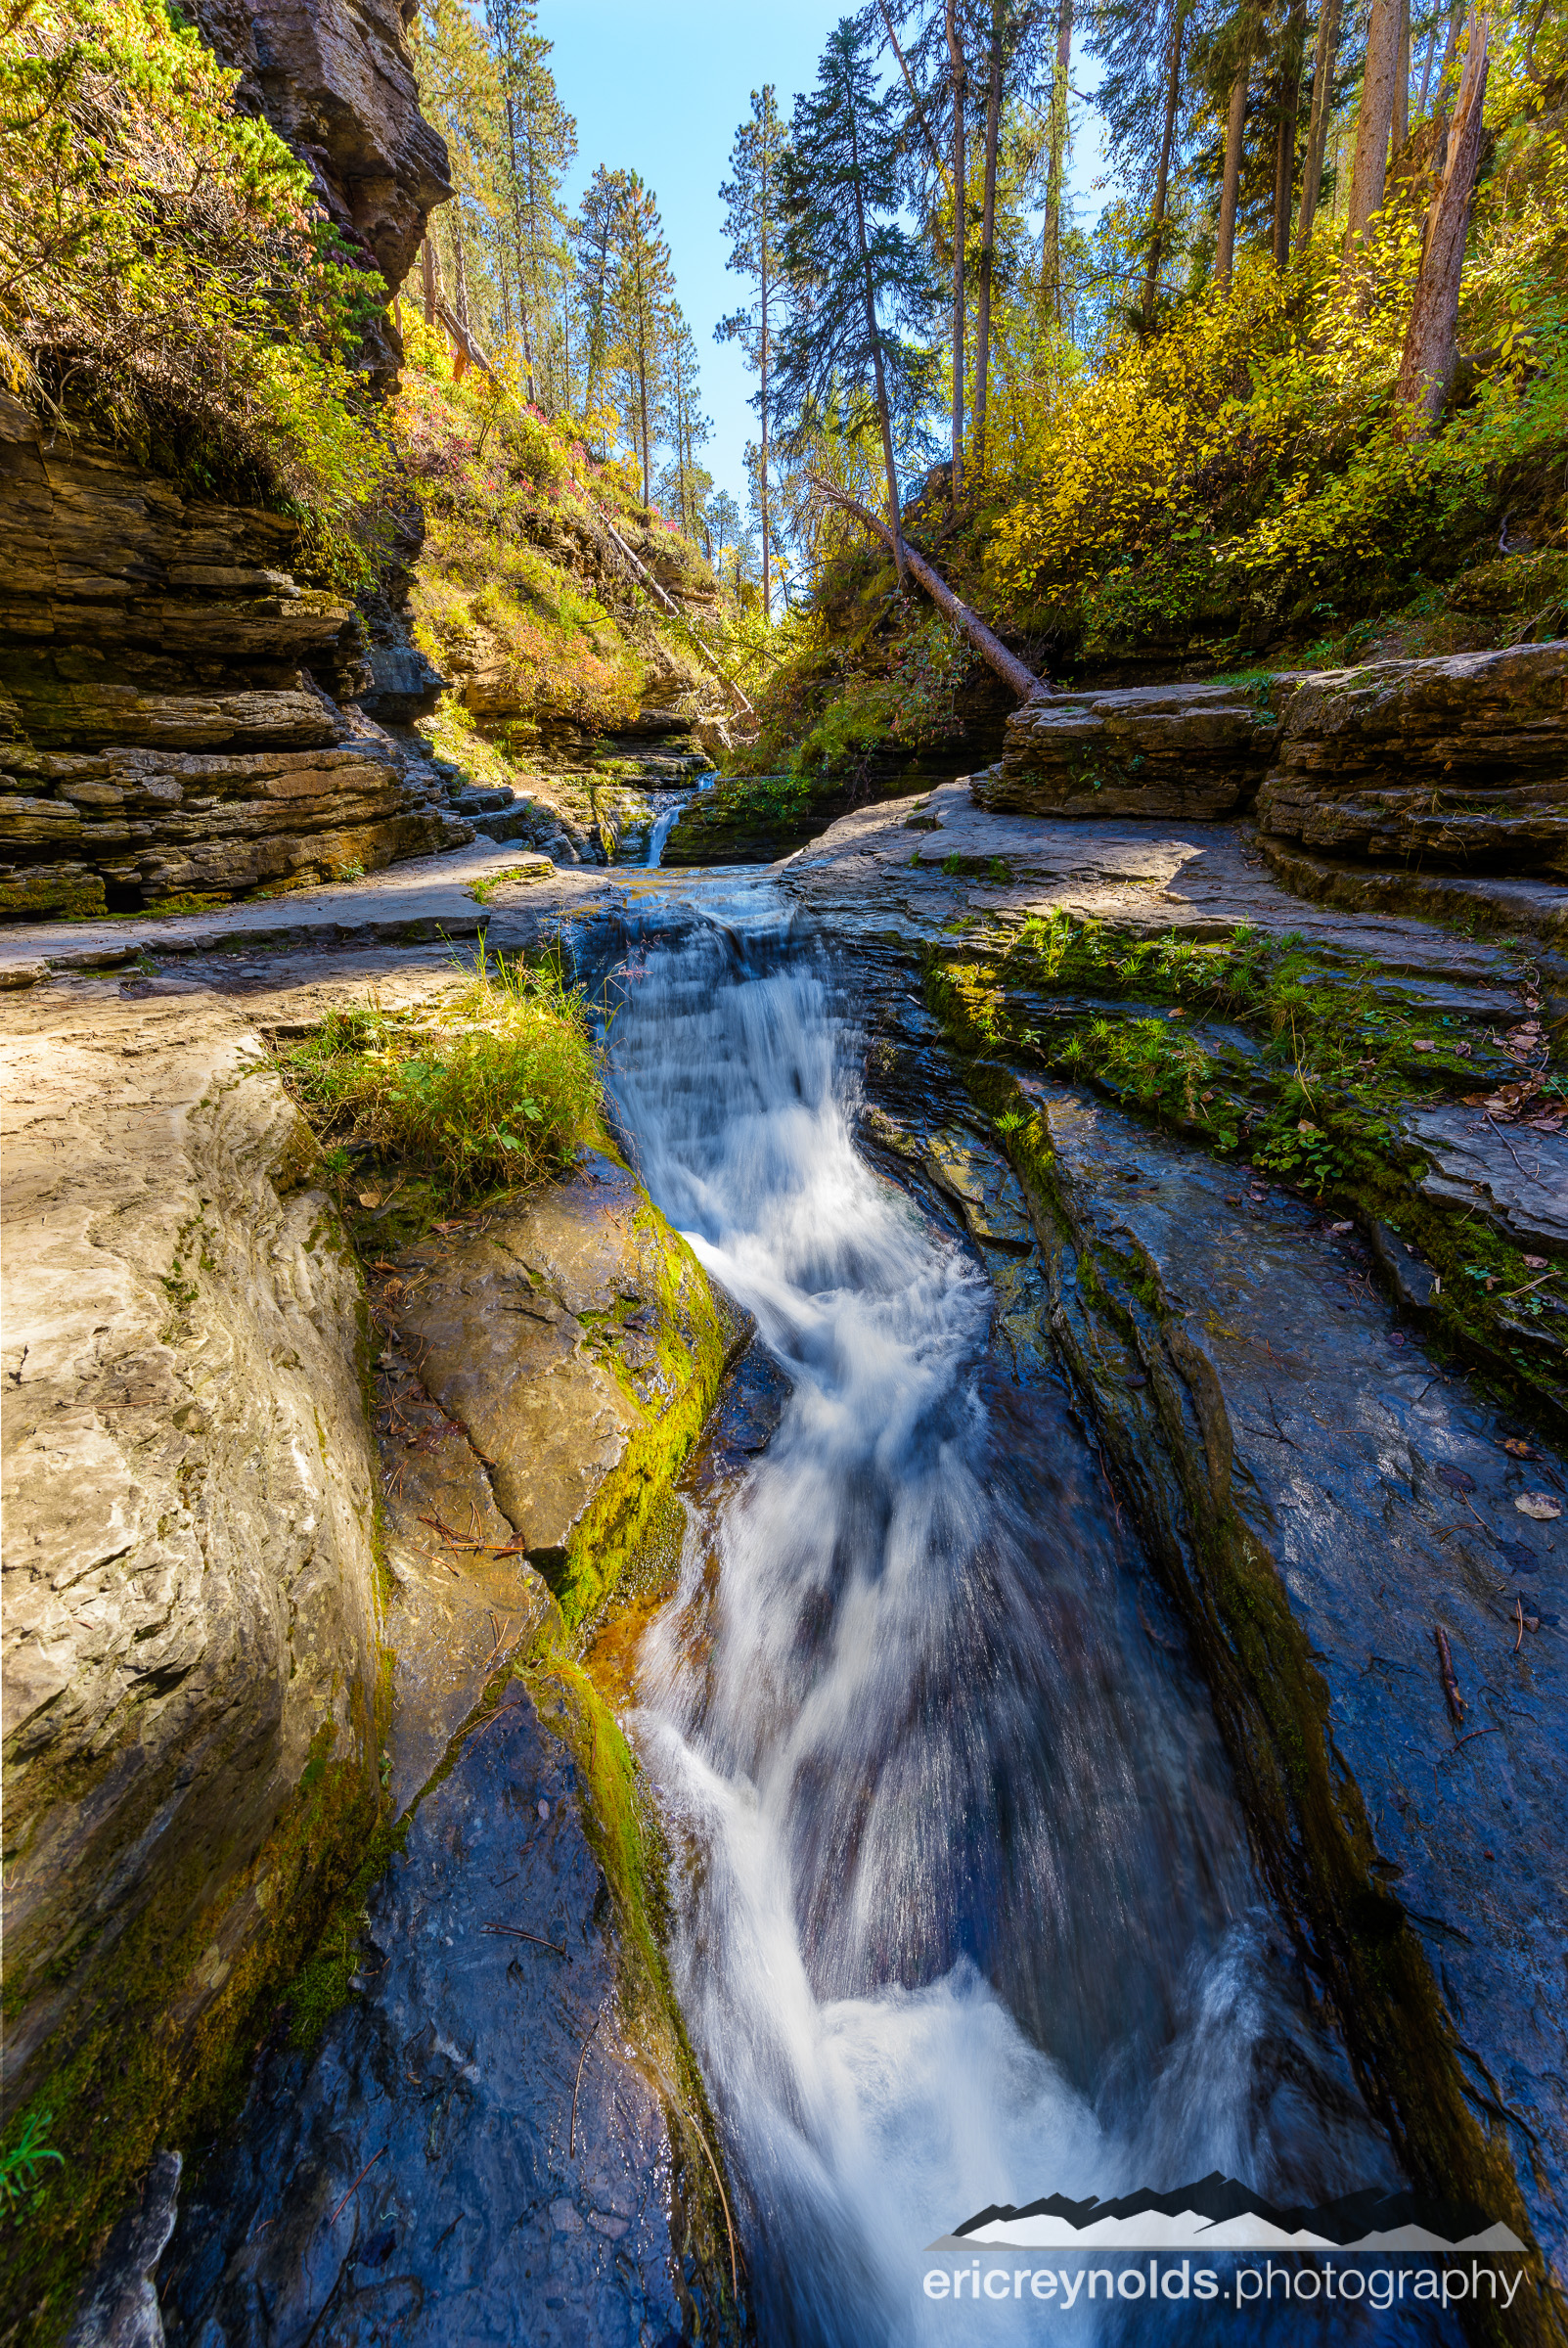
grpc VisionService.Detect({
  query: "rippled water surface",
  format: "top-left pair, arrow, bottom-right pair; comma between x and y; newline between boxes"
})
604,894 -> 1433,2344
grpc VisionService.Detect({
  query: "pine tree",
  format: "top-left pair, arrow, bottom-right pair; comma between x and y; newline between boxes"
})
717,85 -> 785,619
487,0 -> 575,410
656,310 -> 711,534
776,17 -> 939,584
574,164 -> 631,428
607,172 -> 677,508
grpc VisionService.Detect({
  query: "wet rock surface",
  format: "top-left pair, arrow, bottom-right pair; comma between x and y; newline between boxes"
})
853,983 -> 1568,2321
374,1149 -> 743,1622
160,1687 -> 700,2348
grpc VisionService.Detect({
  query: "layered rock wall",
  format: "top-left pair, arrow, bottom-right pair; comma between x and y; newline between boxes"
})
0,988 -> 384,2251
976,642 -> 1568,882
0,395 -> 469,916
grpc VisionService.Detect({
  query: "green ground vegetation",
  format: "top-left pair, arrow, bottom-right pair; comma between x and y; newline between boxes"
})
277,942 -> 602,1215
927,912 -> 1567,1423
0,1711 -> 383,2346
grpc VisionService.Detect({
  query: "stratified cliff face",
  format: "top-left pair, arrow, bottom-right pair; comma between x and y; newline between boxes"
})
190,0 -> 450,380
0,394 -> 468,917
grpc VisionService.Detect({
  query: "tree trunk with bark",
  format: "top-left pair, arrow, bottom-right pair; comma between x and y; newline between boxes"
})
1141,6 -> 1187,321
1273,0 -> 1308,265
1393,0 -> 1411,152
1215,14 -> 1257,294
1295,0 -> 1343,253
1395,10 -> 1489,428
975,0 -> 1004,476
946,0 -> 967,504
1344,0 -> 1403,255
811,479 -> 1048,699
1041,0 -> 1074,324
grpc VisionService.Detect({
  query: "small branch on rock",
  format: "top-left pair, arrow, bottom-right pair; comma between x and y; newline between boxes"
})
326,2145 -> 385,2229
1436,1727 -> 1499,1764
483,1921 -> 565,1957
1433,1624 -> 1466,1724
807,475 -> 1049,702
418,1513 -> 529,1558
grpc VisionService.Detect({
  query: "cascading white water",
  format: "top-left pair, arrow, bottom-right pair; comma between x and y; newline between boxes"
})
646,800 -> 683,868
606,899 -> 1404,2344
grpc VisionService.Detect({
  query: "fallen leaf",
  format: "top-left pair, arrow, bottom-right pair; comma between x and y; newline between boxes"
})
1502,1437 -> 1536,1459
1523,1255 -> 1548,1270
1387,1331 -> 1407,1347
1436,1464 -> 1476,1494
1329,1220 -> 1353,1234
1516,1492 -> 1562,1521
1453,1040 -> 1472,1057
1411,1038 -> 1437,1053
358,1191 -> 381,1209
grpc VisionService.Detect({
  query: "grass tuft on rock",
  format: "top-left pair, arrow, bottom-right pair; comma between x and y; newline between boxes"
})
279,944 -> 601,1208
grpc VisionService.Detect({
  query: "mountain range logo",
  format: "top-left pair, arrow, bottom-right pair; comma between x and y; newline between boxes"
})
925,2174 -> 1527,2255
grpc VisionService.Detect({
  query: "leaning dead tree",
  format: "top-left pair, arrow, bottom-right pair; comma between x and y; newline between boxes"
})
810,478 -> 1050,701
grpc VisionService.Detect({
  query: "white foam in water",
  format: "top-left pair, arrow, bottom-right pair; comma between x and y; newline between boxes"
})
607,901 -> 1404,2343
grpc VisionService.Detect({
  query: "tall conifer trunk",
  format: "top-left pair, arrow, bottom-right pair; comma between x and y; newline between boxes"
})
1345,0 -> 1402,257
946,0 -> 966,504
974,0 -> 1004,477
1141,5 -> 1187,322
1215,11 -> 1257,293
1041,0 -> 1074,325
1295,0 -> 1343,253
1273,0 -> 1307,264
1396,9 -> 1488,425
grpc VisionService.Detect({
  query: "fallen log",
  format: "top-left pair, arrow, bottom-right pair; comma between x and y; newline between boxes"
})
808,477 -> 1049,701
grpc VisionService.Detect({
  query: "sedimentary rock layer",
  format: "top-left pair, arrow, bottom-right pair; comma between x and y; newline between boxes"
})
979,644 -> 1568,877
1255,641 -> 1568,872
974,678 -> 1291,820
0,394 -> 468,914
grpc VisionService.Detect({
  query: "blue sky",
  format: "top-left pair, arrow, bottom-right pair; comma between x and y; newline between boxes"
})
541,0 -> 1105,513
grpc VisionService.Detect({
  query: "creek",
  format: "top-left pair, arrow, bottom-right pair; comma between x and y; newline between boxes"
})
158,880 -> 1465,2347
602,883 -> 1443,2345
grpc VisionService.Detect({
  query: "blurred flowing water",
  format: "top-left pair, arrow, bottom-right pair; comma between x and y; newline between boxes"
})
604,898 -> 1425,2346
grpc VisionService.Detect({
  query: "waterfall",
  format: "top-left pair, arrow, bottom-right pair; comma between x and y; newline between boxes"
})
605,899 -> 1402,2345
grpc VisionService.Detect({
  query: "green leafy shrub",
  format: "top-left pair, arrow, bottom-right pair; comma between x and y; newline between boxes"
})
0,0 -> 392,540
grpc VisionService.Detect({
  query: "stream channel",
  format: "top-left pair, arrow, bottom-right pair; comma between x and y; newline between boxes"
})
164,877 -> 1460,2346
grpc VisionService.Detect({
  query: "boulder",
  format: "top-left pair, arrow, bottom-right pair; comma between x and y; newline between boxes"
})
381,1149 -> 745,1623
1255,642 -> 1568,872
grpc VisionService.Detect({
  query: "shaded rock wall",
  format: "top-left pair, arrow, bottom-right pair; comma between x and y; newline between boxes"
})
0,395 -> 470,916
